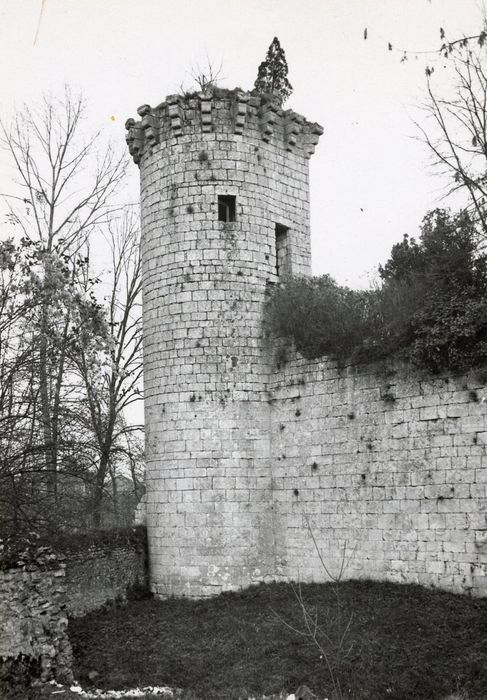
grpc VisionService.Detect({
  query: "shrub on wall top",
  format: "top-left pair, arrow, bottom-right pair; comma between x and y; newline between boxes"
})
0,526 -> 147,571
264,208 -> 487,373
0,531 -> 62,572
46,525 -> 148,555
264,274 -> 375,363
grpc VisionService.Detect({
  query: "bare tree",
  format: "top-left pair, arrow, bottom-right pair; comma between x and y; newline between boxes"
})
76,208 -> 143,528
416,43 -> 487,238
190,60 -> 223,92
271,517 -> 356,700
0,90 -> 127,505
0,239 -> 39,534
0,91 -> 139,535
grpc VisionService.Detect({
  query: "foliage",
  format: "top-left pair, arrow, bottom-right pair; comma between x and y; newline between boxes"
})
0,92 -> 143,537
264,274 -> 374,363
0,236 -> 108,536
75,209 -> 143,528
254,37 -> 293,104
0,526 -> 147,572
70,580 -> 487,699
264,209 -> 487,373
0,529 -> 60,571
378,209 -> 487,372
0,655 -> 42,700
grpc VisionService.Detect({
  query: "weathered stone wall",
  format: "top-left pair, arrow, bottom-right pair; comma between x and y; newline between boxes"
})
0,560 -> 73,690
268,355 -> 487,596
127,88 -> 323,597
0,530 -> 147,692
64,541 -> 147,617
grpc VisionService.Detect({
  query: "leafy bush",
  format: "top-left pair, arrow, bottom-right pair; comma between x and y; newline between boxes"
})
264,209 -> 487,372
379,209 -> 487,371
0,655 -> 42,699
0,531 -> 60,571
264,274 -> 374,363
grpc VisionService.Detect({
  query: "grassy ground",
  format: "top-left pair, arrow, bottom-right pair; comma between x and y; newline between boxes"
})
69,580 -> 487,700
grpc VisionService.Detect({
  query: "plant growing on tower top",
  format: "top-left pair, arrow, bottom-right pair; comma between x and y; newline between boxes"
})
253,37 -> 293,104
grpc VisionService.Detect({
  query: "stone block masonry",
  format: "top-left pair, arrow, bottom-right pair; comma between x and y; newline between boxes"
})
127,88 -> 323,597
267,357 -> 487,596
127,85 -> 487,598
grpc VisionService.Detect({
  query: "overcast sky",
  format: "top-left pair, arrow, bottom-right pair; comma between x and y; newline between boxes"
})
0,0 -> 485,287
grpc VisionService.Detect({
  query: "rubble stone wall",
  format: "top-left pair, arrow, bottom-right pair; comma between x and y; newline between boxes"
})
0,530 -> 147,693
0,562 -> 73,689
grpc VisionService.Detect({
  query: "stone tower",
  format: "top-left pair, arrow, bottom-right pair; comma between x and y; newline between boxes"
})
126,88 -> 322,597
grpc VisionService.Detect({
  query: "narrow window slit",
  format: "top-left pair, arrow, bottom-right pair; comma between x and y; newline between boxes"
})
275,224 -> 290,276
218,195 -> 236,222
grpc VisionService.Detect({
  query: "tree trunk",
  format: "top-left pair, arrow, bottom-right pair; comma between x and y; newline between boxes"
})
92,450 -> 110,528
38,303 -> 57,502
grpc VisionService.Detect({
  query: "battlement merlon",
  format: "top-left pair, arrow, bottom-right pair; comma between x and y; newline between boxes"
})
125,88 -> 323,165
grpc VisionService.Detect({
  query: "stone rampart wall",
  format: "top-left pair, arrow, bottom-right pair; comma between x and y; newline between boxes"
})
268,356 -> 487,595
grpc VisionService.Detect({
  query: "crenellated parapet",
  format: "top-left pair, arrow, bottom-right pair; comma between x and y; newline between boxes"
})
166,95 -> 184,136
124,118 -> 145,165
125,87 -> 323,165
137,104 -> 160,149
258,94 -> 280,143
199,92 -> 212,133
232,91 -> 250,135
305,122 -> 325,157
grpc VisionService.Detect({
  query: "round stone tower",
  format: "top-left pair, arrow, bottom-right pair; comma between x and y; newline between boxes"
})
126,87 -> 323,597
